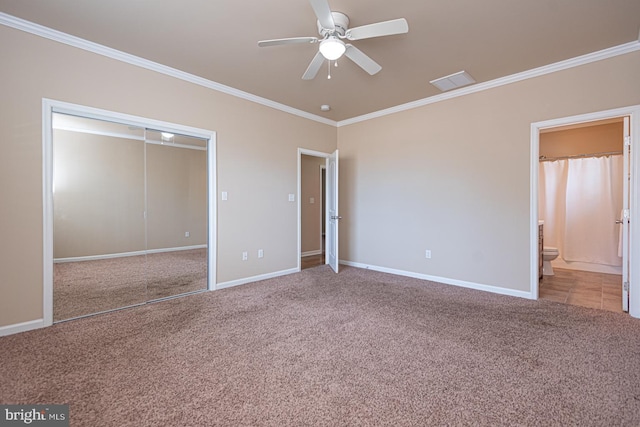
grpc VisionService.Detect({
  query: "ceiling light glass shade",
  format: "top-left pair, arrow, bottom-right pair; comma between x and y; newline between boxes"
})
319,37 -> 346,60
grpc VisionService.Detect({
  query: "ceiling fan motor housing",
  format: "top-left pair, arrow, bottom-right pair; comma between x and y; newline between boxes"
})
318,12 -> 349,37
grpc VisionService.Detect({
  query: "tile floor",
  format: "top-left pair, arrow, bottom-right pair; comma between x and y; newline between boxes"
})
539,268 -> 624,313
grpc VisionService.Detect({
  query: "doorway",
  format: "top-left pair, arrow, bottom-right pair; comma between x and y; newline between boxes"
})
301,154 -> 326,269
538,118 -> 624,312
43,100 -> 217,326
531,106 -> 639,318
297,148 -> 340,273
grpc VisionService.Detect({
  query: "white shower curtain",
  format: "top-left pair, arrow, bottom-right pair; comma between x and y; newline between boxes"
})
539,155 -> 623,267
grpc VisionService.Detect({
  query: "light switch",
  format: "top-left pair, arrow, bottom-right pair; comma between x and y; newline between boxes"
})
288,194 -> 295,202
222,191 -> 228,201
310,197 -> 315,204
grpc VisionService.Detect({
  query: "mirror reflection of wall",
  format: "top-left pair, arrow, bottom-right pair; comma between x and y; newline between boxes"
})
145,130 -> 208,300
52,114 -> 208,322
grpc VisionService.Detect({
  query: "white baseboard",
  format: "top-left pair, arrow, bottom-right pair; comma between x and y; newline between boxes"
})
339,260 -> 534,300
54,245 -> 207,263
301,250 -> 322,257
147,245 -> 207,254
552,258 -> 622,275
0,318 -> 45,337
216,268 -> 299,290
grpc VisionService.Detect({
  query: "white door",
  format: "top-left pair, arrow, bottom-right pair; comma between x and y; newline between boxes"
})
327,149 -> 340,273
621,116 -> 631,312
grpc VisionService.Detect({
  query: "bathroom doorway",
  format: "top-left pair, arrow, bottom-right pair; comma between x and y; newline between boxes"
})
531,106 -> 638,317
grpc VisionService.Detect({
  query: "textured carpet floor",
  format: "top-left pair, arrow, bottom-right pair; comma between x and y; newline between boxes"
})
54,249 -> 207,320
2,265 -> 640,426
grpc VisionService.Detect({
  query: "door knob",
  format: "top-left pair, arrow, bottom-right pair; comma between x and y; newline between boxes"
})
615,220 -> 624,224
331,215 -> 343,220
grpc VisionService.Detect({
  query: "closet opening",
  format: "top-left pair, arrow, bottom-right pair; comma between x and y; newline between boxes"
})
43,100 -> 216,325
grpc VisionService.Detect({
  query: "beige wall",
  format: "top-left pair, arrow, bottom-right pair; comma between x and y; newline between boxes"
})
146,144 -> 207,251
0,25 -> 336,327
2,21 -> 638,330
540,121 -> 623,158
53,130 -> 146,258
301,155 -> 325,253
338,51 -> 640,292
54,130 -> 207,259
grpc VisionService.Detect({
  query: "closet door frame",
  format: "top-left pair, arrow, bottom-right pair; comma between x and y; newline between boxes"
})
42,98 -> 217,327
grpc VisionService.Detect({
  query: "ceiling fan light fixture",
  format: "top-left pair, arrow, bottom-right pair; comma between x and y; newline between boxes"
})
319,37 -> 346,60
258,1 -> 409,80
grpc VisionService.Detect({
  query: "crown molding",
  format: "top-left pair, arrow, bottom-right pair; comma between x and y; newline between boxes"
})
0,12 -> 337,127
2,12 -> 638,129
338,40 -> 640,127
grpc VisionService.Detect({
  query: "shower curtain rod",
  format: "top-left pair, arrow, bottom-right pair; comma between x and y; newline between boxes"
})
539,151 -> 623,162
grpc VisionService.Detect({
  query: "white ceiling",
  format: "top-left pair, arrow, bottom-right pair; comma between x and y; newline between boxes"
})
1,0 -> 639,121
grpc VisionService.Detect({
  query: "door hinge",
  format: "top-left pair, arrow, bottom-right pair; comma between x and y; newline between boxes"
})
624,281 -> 629,292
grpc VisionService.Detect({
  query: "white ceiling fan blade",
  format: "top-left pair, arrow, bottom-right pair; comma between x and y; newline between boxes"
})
302,51 -> 326,80
258,37 -> 318,47
346,18 -> 409,40
309,0 -> 335,30
344,44 -> 382,75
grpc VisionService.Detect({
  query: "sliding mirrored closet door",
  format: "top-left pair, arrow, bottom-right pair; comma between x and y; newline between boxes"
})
144,130 -> 208,300
52,114 -> 208,322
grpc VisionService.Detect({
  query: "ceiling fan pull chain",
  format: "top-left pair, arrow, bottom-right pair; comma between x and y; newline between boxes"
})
328,60 -> 332,79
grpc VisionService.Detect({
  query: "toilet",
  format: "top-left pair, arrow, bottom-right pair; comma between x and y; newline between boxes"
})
542,247 -> 559,276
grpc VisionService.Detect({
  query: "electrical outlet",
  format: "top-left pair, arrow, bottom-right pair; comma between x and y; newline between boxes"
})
184,231 -> 190,237
288,194 -> 295,202
258,249 -> 264,258
242,251 -> 248,261
425,250 -> 432,259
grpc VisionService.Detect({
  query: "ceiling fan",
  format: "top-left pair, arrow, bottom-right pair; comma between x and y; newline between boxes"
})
258,0 -> 409,80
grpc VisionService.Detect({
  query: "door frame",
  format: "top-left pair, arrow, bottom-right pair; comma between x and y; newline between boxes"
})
297,148 -> 331,270
320,164 -> 326,252
42,99 -> 217,326
530,105 -> 640,318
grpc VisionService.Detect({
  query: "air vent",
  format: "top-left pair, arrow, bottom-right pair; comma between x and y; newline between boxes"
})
430,71 -> 476,92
